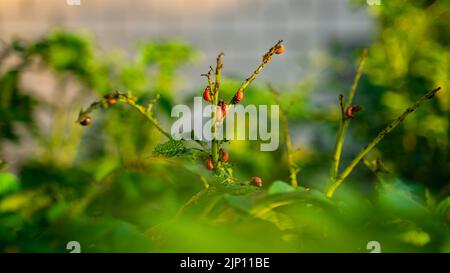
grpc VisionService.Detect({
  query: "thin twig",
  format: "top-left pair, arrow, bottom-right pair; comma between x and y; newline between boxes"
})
326,87 -> 442,198
78,92 -> 172,139
118,93 -> 172,139
268,83 -> 299,187
229,40 -> 284,104
214,53 -> 224,96
175,187 -> 210,219
330,49 -> 368,180
346,49 -> 368,105
211,53 -> 224,165
201,66 -> 214,94
338,93 -> 345,119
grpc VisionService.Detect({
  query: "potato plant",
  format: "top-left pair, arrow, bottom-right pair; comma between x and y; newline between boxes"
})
0,25 -> 448,252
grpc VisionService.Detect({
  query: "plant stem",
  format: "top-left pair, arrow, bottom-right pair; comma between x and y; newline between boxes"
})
346,49 -> 368,105
211,53 -> 224,165
326,87 -> 441,198
206,41 -> 283,166
228,40 -> 284,104
269,83 -> 299,187
330,49 -> 368,180
214,53 -> 224,96
330,120 -> 349,179
118,94 -> 172,139
201,66 -> 214,93
282,107 -> 299,188
176,187 -> 210,219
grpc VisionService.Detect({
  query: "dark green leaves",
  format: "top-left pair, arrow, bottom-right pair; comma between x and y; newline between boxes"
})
153,139 -> 187,157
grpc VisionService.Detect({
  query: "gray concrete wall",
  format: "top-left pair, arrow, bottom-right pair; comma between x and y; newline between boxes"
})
0,0 -> 373,87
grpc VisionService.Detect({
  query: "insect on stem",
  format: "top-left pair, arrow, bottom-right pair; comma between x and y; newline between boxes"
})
329,49 -> 368,181
211,53 -> 225,165
229,40 -> 284,104
326,86 -> 442,198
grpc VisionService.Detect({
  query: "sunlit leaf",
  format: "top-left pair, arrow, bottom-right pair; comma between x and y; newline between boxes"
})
268,181 -> 295,195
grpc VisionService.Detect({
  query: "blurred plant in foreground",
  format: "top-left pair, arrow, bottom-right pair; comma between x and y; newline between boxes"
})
0,20 -> 448,252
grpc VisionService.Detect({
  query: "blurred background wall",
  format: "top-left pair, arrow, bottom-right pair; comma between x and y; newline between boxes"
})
0,0 -> 373,87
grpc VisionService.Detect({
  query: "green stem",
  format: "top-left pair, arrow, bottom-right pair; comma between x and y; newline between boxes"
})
78,92 -> 172,146
326,87 -> 441,198
330,121 -> 349,179
269,83 -> 299,187
176,187 -> 210,219
346,49 -> 368,105
330,49 -> 368,180
283,110 -> 298,188
118,94 -> 172,139
228,40 -> 283,104
211,53 -> 224,165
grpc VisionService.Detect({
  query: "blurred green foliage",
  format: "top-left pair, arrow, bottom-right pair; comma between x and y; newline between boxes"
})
0,1 -> 449,252
337,0 -> 450,191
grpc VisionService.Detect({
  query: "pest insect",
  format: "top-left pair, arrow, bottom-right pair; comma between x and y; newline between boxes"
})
275,44 -> 285,54
250,176 -> 263,187
79,116 -> 92,126
203,86 -> 212,102
345,105 -> 362,119
220,149 -> 229,163
233,90 -> 244,104
106,98 -> 117,106
216,100 -> 228,120
205,156 -> 214,170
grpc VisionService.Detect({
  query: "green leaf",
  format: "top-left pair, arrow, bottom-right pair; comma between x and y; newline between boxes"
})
436,197 -> 450,216
224,195 -> 253,212
399,229 -> 431,247
153,139 -> 186,157
268,181 -> 295,195
46,202 -> 69,223
0,172 -> 20,196
377,180 -> 432,222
